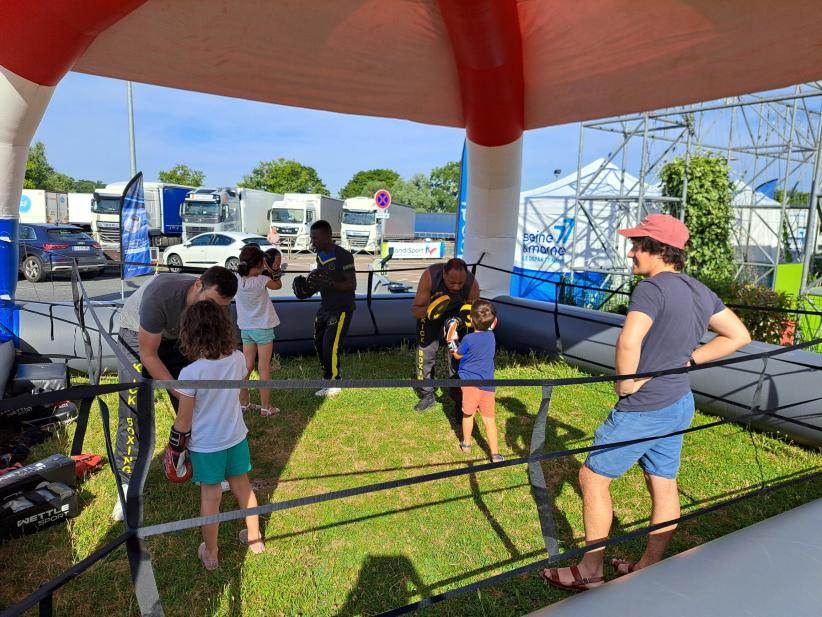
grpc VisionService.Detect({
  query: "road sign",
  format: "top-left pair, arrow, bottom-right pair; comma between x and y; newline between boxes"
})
375,211 -> 390,219
375,189 -> 391,209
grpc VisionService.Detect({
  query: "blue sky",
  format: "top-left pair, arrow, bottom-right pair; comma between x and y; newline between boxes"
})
33,72 -> 609,195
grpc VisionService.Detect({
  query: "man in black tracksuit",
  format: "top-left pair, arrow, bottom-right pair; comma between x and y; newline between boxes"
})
411,258 -> 480,413
309,220 -> 356,397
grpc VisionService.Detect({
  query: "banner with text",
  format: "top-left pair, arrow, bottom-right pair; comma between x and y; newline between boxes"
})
382,241 -> 445,259
120,172 -> 152,279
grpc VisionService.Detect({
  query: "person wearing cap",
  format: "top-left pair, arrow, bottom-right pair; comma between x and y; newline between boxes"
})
410,258 -> 480,413
543,213 -> 751,593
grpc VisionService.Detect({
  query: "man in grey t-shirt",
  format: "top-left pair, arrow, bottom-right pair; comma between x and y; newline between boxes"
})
112,266 -> 237,521
543,214 -> 751,592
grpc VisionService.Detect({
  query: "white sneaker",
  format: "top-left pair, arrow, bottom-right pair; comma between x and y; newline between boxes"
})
111,483 -> 129,521
314,387 -> 342,397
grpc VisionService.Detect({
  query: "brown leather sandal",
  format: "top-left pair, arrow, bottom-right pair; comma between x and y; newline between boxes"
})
608,558 -> 638,575
540,565 -> 603,592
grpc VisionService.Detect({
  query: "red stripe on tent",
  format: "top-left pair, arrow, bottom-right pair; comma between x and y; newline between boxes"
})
0,0 -> 147,85
438,0 -> 524,147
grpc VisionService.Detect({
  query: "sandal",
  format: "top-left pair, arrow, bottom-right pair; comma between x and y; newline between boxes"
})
540,565 -> 603,592
241,403 -> 260,414
609,558 -> 638,575
239,528 -> 266,554
198,542 -> 218,570
491,454 -> 505,463
260,407 -> 280,417
459,441 -> 472,452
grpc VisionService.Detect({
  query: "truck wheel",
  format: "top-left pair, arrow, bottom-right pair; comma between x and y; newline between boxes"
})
166,254 -> 183,273
22,256 -> 46,283
225,257 -> 240,272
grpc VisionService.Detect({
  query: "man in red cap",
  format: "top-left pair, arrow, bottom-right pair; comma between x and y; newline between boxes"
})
543,213 -> 751,592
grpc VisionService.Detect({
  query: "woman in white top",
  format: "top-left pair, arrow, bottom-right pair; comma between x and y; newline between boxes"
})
235,244 -> 282,416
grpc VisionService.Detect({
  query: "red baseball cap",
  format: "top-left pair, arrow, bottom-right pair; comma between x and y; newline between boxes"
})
617,214 -> 689,249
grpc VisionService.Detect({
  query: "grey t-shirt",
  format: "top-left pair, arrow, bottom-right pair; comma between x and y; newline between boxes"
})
119,274 -> 196,340
617,272 -> 725,412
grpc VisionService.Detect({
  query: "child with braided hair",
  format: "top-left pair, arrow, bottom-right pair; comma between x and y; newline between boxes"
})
172,300 -> 265,570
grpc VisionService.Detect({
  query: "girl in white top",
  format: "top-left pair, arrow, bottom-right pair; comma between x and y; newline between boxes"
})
174,300 -> 264,569
235,244 -> 282,416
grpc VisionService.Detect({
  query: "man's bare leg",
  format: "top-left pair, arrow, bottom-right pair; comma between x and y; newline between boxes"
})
542,464 -> 612,586
637,472 -> 679,568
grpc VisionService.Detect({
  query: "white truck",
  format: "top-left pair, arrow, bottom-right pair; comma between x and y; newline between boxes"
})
91,181 -> 192,252
268,193 -> 343,251
19,190 -> 69,225
340,196 -> 416,253
67,193 -> 93,230
181,187 -> 281,240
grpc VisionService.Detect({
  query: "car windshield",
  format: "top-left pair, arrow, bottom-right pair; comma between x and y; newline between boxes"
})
269,208 -> 304,223
342,209 -> 375,225
48,228 -> 92,241
91,195 -> 121,214
242,238 -> 272,247
181,201 -> 219,216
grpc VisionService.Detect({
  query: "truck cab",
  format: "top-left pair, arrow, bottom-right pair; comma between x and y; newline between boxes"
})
91,181 -> 191,253
340,196 -> 379,252
181,187 -> 240,241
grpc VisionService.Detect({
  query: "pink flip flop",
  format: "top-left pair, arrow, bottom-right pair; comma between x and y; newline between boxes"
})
198,542 -> 218,570
238,529 -> 266,554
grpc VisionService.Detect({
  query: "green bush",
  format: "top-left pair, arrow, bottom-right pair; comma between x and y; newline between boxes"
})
708,280 -> 793,345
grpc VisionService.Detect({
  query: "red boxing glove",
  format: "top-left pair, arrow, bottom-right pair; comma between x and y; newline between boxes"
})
163,427 -> 192,484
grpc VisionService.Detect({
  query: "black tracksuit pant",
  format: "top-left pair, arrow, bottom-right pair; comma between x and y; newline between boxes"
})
115,328 -> 188,484
314,307 -> 353,380
414,317 -> 461,406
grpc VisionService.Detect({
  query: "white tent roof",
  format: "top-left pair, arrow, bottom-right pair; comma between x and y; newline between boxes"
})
521,159 -> 661,200
730,180 -> 781,207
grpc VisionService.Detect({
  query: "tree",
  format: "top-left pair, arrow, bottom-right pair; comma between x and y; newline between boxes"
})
73,179 -> 106,193
239,158 -> 329,195
47,172 -> 76,193
339,169 -> 399,199
429,161 -> 461,213
24,142 -> 54,190
382,174 -> 436,212
158,164 -> 205,187
659,153 -> 736,284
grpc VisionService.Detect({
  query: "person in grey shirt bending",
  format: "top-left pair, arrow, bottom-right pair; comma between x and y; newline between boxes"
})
543,214 -> 751,592
112,266 -> 237,520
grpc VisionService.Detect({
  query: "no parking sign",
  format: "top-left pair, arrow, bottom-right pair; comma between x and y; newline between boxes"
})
375,189 -> 391,209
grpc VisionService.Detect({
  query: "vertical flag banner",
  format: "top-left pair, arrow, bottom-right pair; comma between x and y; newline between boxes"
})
454,140 -> 468,258
120,172 -> 152,279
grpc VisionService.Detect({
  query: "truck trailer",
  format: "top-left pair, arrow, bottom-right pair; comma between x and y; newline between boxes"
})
19,190 -> 69,225
340,196 -> 416,253
239,188 -> 282,236
67,193 -> 93,230
268,193 -> 343,251
91,181 -> 192,252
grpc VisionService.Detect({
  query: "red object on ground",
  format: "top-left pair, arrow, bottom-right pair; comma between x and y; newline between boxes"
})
71,453 -> 105,480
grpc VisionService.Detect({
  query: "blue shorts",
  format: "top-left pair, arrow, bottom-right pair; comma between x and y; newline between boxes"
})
585,392 -> 695,480
241,328 -> 275,345
189,438 -> 252,485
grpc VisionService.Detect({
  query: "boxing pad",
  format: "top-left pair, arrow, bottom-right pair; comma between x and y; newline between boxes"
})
292,275 -> 316,300
264,248 -> 285,280
458,303 -> 473,329
426,294 -> 453,321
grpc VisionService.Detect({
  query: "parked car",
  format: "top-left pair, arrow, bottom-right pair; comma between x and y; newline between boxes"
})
163,231 -> 272,272
19,224 -> 106,283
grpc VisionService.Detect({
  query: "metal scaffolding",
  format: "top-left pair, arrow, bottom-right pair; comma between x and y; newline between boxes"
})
572,83 -> 822,299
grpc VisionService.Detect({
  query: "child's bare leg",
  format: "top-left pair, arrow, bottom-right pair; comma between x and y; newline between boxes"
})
462,412 -> 475,446
200,483 -> 223,559
480,414 -> 500,456
257,341 -> 273,411
240,343 -> 257,407
228,473 -> 264,553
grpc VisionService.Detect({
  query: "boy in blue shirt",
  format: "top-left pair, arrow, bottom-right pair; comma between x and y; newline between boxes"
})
450,299 -> 504,462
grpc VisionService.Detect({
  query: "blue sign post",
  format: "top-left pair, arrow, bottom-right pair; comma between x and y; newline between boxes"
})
120,172 -> 152,280
455,141 -> 468,258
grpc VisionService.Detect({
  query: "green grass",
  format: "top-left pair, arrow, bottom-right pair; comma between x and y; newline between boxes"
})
1,346 -> 821,616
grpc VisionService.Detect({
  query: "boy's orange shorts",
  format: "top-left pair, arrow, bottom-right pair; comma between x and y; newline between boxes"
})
461,386 -> 496,418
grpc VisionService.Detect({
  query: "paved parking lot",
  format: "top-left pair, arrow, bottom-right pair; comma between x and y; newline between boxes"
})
13,251 -> 439,303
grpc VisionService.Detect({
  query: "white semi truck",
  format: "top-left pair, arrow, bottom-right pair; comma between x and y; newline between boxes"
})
268,193 -> 343,251
67,193 -> 93,230
181,187 -> 281,240
91,181 -> 192,252
19,190 -> 69,225
340,196 -> 416,253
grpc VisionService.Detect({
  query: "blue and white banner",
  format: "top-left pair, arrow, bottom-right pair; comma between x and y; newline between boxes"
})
454,140 -> 468,258
120,172 -> 152,279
